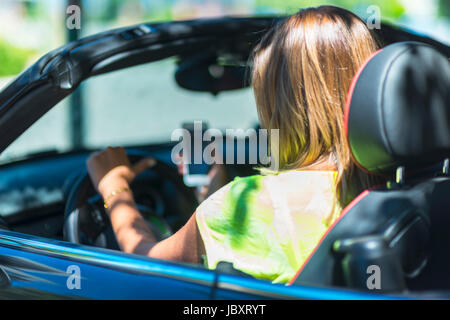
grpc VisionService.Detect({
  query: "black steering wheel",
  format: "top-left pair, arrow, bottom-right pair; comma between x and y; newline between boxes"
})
63,153 -> 198,249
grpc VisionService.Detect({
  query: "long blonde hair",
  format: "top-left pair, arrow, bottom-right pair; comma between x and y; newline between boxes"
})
252,6 -> 384,207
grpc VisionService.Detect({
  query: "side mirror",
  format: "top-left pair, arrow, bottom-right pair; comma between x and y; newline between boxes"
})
175,55 -> 249,95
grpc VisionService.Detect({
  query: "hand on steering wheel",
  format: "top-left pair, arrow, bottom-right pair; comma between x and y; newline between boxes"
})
87,146 -> 155,201
64,149 -> 198,249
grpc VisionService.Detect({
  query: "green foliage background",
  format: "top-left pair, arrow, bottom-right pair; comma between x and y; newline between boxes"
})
0,39 -> 34,77
438,0 -> 450,18
2,0 -> 449,77
254,0 -> 405,19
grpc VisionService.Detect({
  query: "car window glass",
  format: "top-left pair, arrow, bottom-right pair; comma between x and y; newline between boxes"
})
0,59 -> 258,163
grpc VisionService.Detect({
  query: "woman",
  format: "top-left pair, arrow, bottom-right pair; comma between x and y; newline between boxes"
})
87,6 -> 384,284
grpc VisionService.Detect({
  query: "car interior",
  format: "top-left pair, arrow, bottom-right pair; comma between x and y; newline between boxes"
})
292,41 -> 450,293
0,18 -> 448,296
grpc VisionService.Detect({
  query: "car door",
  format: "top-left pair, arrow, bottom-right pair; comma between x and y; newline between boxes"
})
0,228 -> 216,299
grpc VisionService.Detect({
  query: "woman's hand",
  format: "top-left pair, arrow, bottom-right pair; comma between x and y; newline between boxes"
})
86,146 -> 155,198
86,147 -> 203,263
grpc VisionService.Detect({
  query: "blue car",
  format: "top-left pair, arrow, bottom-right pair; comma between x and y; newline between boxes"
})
0,16 -> 448,300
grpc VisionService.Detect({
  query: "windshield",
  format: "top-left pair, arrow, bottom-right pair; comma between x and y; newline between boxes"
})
0,58 -> 259,163
0,0 -> 448,163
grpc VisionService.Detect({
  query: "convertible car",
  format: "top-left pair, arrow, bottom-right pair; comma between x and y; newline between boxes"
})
0,15 -> 448,300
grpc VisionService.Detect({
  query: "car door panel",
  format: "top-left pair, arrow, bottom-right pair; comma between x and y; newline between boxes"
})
0,229 -> 215,299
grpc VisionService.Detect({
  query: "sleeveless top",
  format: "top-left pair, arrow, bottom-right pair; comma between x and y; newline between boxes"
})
195,170 -> 342,284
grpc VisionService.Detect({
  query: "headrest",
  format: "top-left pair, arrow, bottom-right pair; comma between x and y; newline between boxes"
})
345,42 -> 450,175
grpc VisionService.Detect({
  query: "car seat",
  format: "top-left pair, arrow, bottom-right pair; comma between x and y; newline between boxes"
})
290,42 -> 450,293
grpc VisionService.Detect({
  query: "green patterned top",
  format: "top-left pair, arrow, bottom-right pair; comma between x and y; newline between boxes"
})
196,170 -> 341,284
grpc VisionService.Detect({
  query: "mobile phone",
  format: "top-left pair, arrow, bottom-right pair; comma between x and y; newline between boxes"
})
182,122 -> 211,187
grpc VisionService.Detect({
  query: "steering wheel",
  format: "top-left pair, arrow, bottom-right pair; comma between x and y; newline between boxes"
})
63,153 -> 198,249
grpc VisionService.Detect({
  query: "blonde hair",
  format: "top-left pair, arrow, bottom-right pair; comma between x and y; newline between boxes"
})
252,6 -> 384,206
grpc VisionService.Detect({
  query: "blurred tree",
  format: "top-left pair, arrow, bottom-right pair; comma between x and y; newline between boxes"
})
438,0 -> 450,18
254,0 -> 405,20
0,39 -> 33,76
23,0 -> 41,19
144,0 -> 173,22
144,7 -> 172,22
84,0 -> 122,22
102,0 -> 121,21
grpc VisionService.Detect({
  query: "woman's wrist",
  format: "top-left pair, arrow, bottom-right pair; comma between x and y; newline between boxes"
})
103,188 -> 135,214
99,176 -> 130,200
103,186 -> 132,208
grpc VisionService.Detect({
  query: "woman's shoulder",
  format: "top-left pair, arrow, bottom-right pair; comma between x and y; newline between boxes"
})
228,170 -> 337,194
228,174 -> 267,192
196,174 -> 271,215
201,170 -> 336,205
197,170 -> 337,217
213,174 -> 270,201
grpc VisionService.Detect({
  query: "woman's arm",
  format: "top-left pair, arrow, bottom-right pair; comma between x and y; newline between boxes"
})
87,147 -> 204,264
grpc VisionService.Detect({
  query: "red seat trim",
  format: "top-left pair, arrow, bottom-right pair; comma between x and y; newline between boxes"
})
289,49 -> 385,285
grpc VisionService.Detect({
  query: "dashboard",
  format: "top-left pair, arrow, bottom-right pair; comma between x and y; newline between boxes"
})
0,138 -> 258,242
0,144 -> 185,240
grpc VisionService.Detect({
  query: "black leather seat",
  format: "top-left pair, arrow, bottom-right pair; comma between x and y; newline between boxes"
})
291,42 -> 450,293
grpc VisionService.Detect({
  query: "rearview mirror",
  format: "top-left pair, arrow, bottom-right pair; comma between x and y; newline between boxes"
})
175,55 -> 249,95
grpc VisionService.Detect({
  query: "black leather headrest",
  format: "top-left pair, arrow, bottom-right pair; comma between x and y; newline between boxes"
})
345,42 -> 450,175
